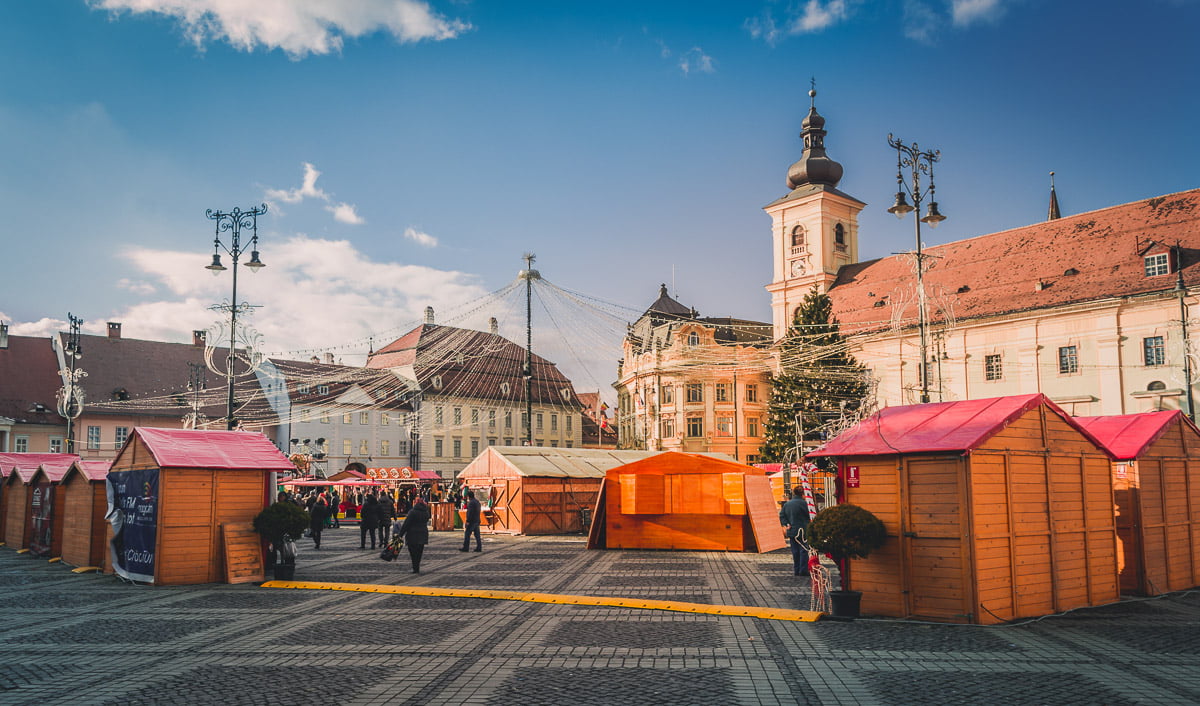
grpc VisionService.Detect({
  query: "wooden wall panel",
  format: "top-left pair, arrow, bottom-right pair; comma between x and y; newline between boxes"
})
4,483 -> 28,549
605,513 -> 744,551
620,474 -> 664,515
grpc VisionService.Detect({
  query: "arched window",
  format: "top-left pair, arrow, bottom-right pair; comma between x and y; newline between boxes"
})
1148,380 -> 1166,391
687,331 -> 699,346
834,223 -> 845,245
791,225 -> 806,248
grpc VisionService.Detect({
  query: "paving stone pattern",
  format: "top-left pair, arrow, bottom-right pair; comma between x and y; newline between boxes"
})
0,529 -> 1198,704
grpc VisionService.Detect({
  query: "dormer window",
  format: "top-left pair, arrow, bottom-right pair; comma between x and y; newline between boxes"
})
431,375 -> 443,390
500,382 -> 510,395
687,331 -> 699,346
317,385 -> 329,395
1145,252 -> 1171,277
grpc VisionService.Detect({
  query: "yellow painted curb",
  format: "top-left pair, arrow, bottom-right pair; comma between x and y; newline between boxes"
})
261,580 -> 822,622
71,566 -> 101,574
48,557 -> 61,563
15,549 -> 29,555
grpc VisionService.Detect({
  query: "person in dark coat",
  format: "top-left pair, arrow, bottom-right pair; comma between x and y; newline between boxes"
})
460,489 -> 482,552
378,493 -> 395,543
309,499 -> 331,550
394,497 -> 431,573
779,489 -> 812,576
360,494 -> 382,549
329,490 -> 341,528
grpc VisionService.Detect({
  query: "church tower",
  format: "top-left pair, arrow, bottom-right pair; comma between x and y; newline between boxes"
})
764,88 -> 865,340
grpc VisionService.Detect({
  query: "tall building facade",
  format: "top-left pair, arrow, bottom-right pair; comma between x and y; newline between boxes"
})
764,93 -> 1200,416
366,310 -> 583,478
614,286 -> 772,462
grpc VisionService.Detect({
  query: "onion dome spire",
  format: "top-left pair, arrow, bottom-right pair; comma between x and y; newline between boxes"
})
786,83 -> 844,190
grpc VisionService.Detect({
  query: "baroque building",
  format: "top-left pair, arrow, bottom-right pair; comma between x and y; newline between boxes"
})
765,91 -> 1200,415
614,286 -> 772,462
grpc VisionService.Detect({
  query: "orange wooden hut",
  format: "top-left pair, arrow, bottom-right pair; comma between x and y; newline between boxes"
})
591,451 -> 786,553
1075,410 -> 1200,596
106,428 -> 294,585
456,447 -> 660,535
60,459 -> 112,569
0,454 -> 79,551
808,393 -> 1119,624
26,456 -> 79,558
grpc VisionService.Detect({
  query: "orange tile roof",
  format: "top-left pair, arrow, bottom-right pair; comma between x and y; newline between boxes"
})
829,188 -> 1200,333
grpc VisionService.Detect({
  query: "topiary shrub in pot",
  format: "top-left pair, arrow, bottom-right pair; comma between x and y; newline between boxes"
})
253,501 -> 310,580
806,503 -> 887,617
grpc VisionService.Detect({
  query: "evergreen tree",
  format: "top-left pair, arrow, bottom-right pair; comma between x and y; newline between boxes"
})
760,287 -> 870,464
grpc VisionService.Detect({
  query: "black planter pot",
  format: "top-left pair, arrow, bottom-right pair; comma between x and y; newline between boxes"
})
273,562 -> 296,581
829,590 -> 862,618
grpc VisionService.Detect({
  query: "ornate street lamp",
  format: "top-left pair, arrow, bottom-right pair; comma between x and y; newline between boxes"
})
56,313 -> 86,451
887,135 -> 947,404
204,204 -> 268,430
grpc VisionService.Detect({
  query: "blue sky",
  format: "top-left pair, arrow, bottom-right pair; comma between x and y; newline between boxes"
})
2,0 -> 1198,390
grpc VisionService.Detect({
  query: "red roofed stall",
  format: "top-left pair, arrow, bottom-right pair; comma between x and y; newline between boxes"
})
60,460 -> 112,569
1076,411 -> 1200,596
27,456 -> 79,558
0,454 -> 79,553
809,394 -> 1119,624
106,428 -> 294,585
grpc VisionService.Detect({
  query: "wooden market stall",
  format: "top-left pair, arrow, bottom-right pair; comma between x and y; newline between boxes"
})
1075,410 -> 1200,596
0,454 -> 79,551
808,393 -> 1118,624
592,451 -> 786,553
456,447 -> 667,535
26,457 -> 79,558
60,459 -> 112,569
106,428 -> 294,585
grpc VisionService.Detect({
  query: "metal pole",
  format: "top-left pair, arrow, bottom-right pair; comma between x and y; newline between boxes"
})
914,206 -> 929,403
521,253 -> 537,446
228,238 -> 239,430
1178,244 -> 1195,420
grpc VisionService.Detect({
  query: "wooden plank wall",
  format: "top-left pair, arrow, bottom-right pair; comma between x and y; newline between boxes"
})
840,456 -> 906,618
975,408 -> 1118,622
605,472 -> 748,551
1134,418 -> 1200,594
61,475 -> 95,567
903,457 -> 970,622
155,469 -> 269,585
521,478 -> 601,535
745,475 -> 786,553
4,482 -> 29,549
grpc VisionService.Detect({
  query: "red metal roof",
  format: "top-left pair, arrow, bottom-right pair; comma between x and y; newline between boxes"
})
0,453 -> 80,482
829,188 -> 1200,335
128,428 -> 294,471
1074,411 -> 1194,461
63,459 -> 112,482
809,394 -> 1102,458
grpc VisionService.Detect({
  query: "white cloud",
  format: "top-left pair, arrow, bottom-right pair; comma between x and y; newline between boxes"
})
403,227 -> 439,248
327,202 -> 365,225
903,0 -> 940,42
117,278 -> 157,295
265,162 -> 327,205
951,0 -> 1006,26
790,0 -> 850,33
744,13 -> 781,45
679,48 -> 715,76
264,162 -> 365,225
88,0 -> 471,59
74,235 -> 490,361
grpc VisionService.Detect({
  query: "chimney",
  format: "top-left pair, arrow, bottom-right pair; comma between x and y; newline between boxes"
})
192,330 -> 206,346
489,317 -> 498,335
424,306 -> 435,325
324,352 -> 335,364
107,322 -> 122,339
0,322 -> 7,349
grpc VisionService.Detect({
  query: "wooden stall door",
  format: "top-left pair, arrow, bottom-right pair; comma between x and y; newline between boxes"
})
157,470 -> 215,586
523,481 -> 566,535
902,458 -> 970,622
1113,460 -> 1145,595
1138,459 -> 1169,595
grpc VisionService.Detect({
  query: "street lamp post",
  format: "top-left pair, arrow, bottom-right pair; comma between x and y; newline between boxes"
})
886,134 -> 947,404
57,313 -> 86,452
204,204 -> 267,430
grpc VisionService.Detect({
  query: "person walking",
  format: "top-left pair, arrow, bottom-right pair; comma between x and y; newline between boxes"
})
360,494 -> 382,549
329,489 -> 341,528
460,489 -> 482,553
309,498 -> 331,550
394,497 -> 431,574
378,492 -> 395,543
779,488 -> 812,577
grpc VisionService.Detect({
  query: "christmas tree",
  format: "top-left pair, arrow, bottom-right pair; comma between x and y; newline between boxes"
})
760,286 -> 870,464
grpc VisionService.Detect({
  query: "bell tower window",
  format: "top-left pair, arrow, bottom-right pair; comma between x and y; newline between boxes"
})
834,223 -> 845,245
790,225 -> 806,254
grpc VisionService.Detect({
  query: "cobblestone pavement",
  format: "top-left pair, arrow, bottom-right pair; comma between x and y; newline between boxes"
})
1,528 -> 1199,705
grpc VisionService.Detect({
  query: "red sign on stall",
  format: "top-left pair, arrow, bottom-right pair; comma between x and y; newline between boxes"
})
845,465 -> 861,488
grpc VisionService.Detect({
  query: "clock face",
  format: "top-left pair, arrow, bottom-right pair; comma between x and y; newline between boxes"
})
790,260 -> 806,276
